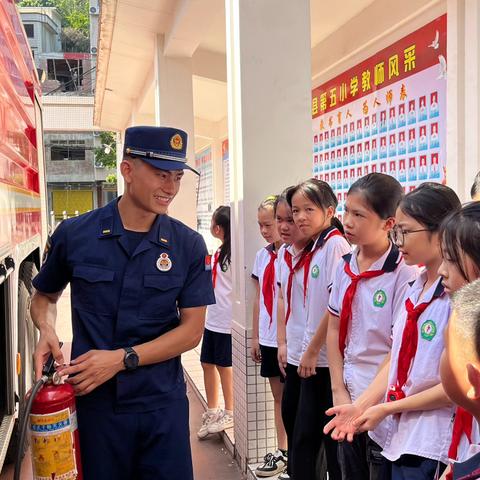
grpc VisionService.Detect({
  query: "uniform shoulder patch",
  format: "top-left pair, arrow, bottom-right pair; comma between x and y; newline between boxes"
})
205,255 -> 212,271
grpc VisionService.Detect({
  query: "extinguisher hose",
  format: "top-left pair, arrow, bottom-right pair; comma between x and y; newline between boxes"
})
13,375 -> 48,480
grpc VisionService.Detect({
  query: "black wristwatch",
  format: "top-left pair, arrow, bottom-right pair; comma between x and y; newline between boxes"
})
123,347 -> 139,371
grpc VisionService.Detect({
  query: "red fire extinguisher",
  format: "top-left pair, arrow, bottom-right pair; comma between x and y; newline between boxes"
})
29,382 -> 83,480
14,346 -> 83,480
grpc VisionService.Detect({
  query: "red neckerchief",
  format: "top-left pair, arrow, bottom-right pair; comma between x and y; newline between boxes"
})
447,408 -> 474,472
262,244 -> 277,327
387,279 -> 445,402
212,249 -> 220,289
338,245 -> 401,356
284,226 -> 342,324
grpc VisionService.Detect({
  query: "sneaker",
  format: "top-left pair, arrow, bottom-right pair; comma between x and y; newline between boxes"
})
197,409 -> 220,439
207,410 -> 234,434
255,450 -> 287,477
278,470 -> 290,480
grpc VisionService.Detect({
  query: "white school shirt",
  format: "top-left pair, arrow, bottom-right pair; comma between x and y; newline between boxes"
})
370,272 -> 455,464
252,244 -> 280,348
328,243 -> 419,401
276,244 -> 307,367
302,228 -> 351,368
205,249 -> 233,334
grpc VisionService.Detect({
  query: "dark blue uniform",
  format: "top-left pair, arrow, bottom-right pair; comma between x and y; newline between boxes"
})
33,199 -> 215,479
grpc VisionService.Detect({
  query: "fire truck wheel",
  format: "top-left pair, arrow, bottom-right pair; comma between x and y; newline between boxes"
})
5,262 -> 38,464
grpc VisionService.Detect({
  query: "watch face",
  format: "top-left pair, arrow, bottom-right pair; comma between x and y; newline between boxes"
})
125,351 -> 139,370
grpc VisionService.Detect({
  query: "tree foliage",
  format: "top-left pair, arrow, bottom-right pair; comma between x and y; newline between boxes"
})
94,132 -> 117,169
18,0 -> 89,33
18,0 -> 90,51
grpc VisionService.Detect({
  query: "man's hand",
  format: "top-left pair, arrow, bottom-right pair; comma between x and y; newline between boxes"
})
277,343 -> 288,377
251,338 -> 262,363
57,349 -> 124,396
323,402 -> 362,442
354,403 -> 389,433
298,349 -> 318,378
34,324 -> 64,380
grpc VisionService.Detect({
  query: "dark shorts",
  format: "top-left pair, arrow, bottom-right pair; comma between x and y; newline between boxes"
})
259,344 -> 282,378
200,328 -> 232,367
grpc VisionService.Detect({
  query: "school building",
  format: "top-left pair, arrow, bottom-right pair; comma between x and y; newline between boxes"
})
93,0 -> 480,476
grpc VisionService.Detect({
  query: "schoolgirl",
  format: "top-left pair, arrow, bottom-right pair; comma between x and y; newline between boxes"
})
326,173 -> 419,479
198,206 -> 234,438
438,202 -> 480,478
251,195 -> 288,477
286,178 -> 351,480
275,187 -> 310,480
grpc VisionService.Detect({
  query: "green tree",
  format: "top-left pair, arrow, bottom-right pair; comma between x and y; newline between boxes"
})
18,0 -> 89,31
94,131 -> 117,168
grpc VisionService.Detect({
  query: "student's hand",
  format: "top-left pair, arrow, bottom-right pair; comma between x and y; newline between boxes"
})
277,343 -> 288,377
332,387 -> 352,407
57,349 -> 124,396
34,324 -> 64,381
353,403 -> 389,432
323,402 -> 361,443
251,338 -> 262,363
298,349 -> 318,378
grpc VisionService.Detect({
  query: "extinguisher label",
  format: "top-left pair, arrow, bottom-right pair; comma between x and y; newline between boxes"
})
30,408 -> 78,480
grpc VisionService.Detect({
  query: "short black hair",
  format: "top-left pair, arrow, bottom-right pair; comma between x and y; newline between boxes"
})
452,279 -> 480,359
348,173 -> 404,219
440,202 -> 480,281
287,178 -> 344,233
212,206 -> 231,268
399,182 -> 461,231
471,171 -> 480,199
274,186 -> 294,215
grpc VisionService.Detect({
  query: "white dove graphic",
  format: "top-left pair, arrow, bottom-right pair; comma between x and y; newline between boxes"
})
429,30 -> 440,49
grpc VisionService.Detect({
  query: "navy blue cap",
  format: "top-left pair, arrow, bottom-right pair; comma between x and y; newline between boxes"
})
124,126 -> 199,175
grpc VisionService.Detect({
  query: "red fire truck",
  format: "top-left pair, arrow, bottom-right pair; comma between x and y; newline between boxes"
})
0,0 -> 48,472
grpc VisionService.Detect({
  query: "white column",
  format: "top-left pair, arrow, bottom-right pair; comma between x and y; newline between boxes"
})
116,131 -> 124,196
154,35 -> 197,229
225,0 -> 311,470
447,0 -> 480,200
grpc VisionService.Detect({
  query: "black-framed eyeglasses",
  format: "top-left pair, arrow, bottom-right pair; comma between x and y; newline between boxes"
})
390,225 -> 430,247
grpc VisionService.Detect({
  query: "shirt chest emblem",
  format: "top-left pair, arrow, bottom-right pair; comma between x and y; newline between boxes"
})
311,264 -> 320,279
373,289 -> 387,308
420,319 -> 437,341
156,253 -> 172,272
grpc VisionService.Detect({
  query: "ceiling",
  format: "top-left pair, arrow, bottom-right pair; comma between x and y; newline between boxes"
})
95,0 -> 386,133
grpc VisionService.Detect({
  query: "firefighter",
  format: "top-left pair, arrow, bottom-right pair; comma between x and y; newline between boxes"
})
30,126 -> 215,480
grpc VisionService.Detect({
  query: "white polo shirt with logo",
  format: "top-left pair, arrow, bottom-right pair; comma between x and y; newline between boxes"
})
205,249 -> 233,335
276,243 -> 307,367
328,243 -> 419,401
252,244 -> 280,348
371,272 -> 454,465
302,228 -> 351,368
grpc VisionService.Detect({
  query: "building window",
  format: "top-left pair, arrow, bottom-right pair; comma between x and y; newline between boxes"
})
24,24 -> 34,38
50,140 -> 86,161
47,59 -> 84,92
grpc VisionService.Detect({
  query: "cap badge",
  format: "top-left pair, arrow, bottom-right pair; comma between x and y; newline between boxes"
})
170,134 -> 183,151
156,252 -> 172,272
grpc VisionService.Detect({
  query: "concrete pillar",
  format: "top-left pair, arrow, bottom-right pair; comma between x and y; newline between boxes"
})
116,131 -> 124,196
447,0 -> 480,200
225,0 -> 311,471
154,35 -> 197,229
